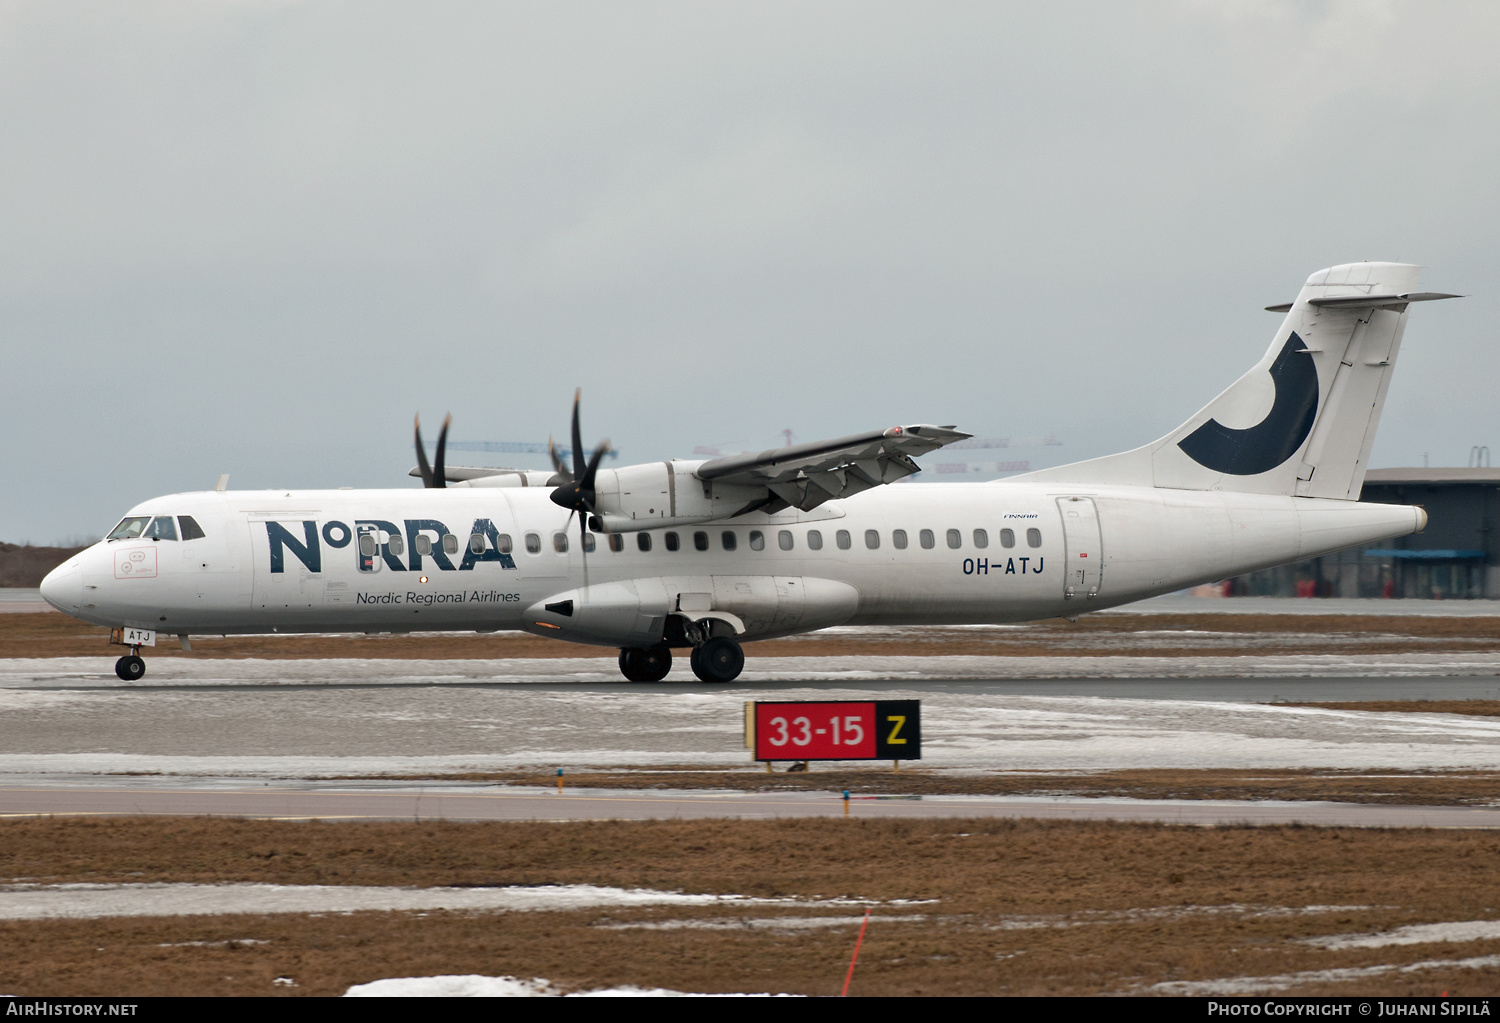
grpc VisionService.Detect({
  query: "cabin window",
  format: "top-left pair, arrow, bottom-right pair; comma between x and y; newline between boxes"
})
108,517 -> 151,540
1000,528 -> 1015,548
525,532 -> 542,554
609,533 -> 624,553
442,533 -> 460,555
178,516 -> 206,541
973,529 -> 989,549
469,533 -> 486,555
919,529 -> 935,549
778,530 -> 794,551
721,531 -> 737,551
665,531 -> 680,551
387,533 -> 404,557
414,535 -> 432,557
807,529 -> 824,550
693,531 -> 709,551
836,530 -> 852,550
865,529 -> 880,550
946,528 -> 961,550
144,516 -> 178,541
582,532 -> 596,553
359,534 -> 377,557
749,530 -> 765,551
497,534 -> 513,554
893,529 -> 908,550
637,532 -> 652,552
1027,528 -> 1042,548
553,532 -> 569,553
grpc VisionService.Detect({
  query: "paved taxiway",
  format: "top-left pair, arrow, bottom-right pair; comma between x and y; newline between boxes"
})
3,780 -> 1499,828
7,659 -> 1500,778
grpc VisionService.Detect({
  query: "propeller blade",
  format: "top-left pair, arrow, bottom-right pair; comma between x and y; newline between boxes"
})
550,389 -> 610,515
580,439 -> 610,495
414,415 -> 435,488
570,388 -> 585,494
432,413 -> 451,490
547,434 -> 572,480
578,510 -> 590,591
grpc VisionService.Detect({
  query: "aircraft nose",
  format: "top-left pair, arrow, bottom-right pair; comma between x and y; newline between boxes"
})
39,560 -> 83,613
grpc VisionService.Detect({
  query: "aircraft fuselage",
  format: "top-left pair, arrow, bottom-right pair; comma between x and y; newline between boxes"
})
42,480 -> 1423,643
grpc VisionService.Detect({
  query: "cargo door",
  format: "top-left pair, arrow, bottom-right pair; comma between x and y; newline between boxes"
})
1056,496 -> 1102,600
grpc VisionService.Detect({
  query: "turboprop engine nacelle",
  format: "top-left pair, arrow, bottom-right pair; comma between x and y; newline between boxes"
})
589,460 -> 767,532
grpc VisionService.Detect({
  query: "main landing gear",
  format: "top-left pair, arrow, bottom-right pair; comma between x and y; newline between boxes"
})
115,653 -> 145,681
616,636 -> 746,684
618,645 -> 673,683
689,636 -> 744,684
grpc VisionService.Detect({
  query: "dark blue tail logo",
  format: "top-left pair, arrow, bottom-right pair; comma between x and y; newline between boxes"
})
1177,333 -> 1319,476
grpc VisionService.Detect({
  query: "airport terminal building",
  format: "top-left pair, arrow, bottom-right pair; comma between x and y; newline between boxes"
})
1226,469 -> 1500,600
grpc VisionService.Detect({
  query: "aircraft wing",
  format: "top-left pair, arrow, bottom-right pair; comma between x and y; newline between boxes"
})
695,424 -> 971,512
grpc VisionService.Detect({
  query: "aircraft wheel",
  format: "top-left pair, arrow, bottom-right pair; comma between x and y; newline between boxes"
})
691,637 -> 744,684
115,655 -> 145,681
620,646 -> 672,682
618,649 -> 639,680
634,645 -> 672,682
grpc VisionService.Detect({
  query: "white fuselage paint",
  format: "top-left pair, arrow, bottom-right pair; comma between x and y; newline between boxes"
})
44,480 -> 1423,646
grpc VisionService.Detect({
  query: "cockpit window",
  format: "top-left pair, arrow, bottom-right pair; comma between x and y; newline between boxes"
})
178,516 -> 206,541
143,516 -> 179,541
108,517 -> 151,540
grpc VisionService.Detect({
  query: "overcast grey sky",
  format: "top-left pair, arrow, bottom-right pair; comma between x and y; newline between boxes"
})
2,0 -> 1497,543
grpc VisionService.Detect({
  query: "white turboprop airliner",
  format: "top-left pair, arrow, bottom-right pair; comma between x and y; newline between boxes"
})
42,262 -> 1455,684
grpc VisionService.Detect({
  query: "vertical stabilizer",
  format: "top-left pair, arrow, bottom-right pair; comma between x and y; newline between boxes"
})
1018,262 -> 1454,499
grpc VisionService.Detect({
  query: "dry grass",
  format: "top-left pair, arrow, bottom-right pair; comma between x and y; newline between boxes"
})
4,816 -> 1500,996
1292,701 -> 1500,717
11,610 -> 1500,660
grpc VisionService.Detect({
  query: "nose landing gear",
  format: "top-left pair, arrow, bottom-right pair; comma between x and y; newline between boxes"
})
115,652 -> 146,681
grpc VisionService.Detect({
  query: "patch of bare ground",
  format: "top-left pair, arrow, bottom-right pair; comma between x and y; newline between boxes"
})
10,611 -> 1500,659
1291,701 -> 1500,717
357,766 -> 1500,807
4,816 -> 1500,996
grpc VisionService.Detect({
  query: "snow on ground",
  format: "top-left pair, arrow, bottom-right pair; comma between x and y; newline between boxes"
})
0,883 -> 802,921
1147,953 -> 1500,996
596,914 -> 921,932
1304,920 -> 1500,950
344,975 -> 791,997
991,904 -> 1376,931
4,686 -> 1500,776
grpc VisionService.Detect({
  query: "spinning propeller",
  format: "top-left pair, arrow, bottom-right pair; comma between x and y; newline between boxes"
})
549,389 -> 611,582
413,413 -> 451,489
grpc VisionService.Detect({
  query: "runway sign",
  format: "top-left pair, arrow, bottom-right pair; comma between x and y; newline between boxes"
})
747,700 -> 920,762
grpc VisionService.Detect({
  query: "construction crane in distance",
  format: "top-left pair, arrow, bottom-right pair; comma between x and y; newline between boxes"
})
421,440 -> 622,462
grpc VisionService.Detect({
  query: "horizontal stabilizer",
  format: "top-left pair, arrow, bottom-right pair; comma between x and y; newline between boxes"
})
1266,292 -> 1461,313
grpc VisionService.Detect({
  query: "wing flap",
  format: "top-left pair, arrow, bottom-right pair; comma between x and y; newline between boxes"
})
698,424 -> 970,511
